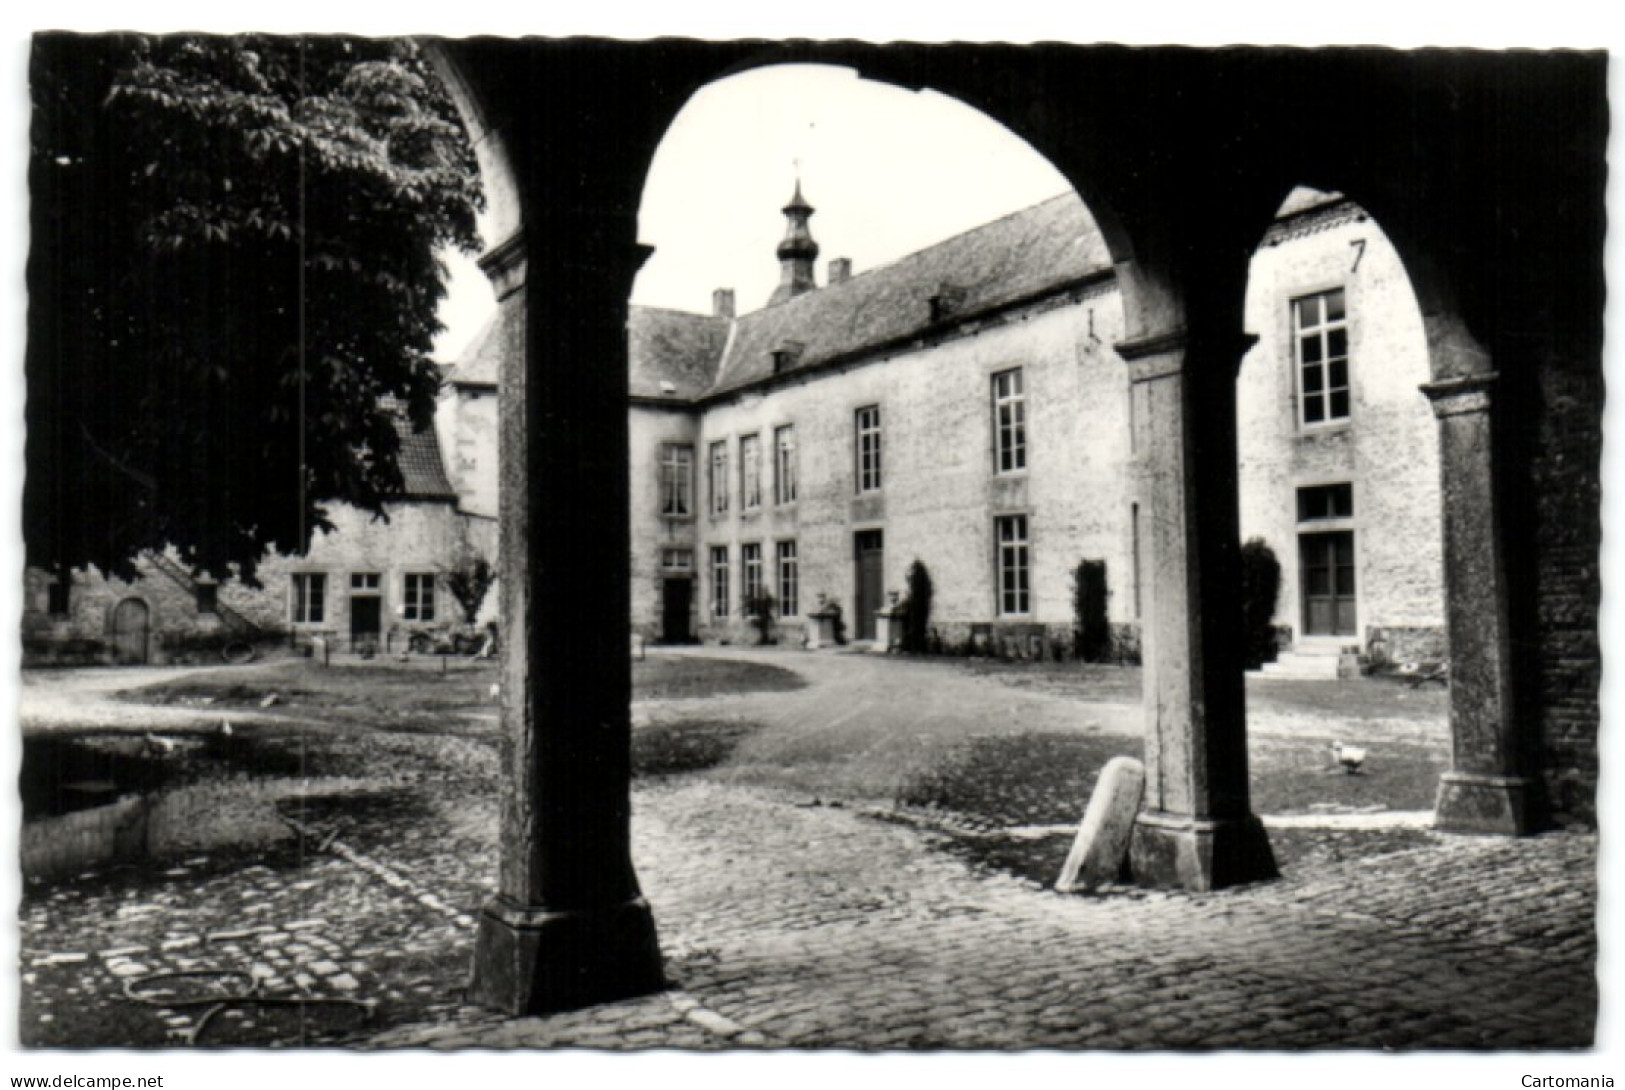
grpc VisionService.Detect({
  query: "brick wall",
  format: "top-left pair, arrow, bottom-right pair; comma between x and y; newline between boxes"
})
1523,356 -> 1602,826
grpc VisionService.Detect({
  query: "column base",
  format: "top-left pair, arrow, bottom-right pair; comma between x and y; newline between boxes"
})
1129,810 -> 1278,892
467,893 -> 665,1016
1433,772 -> 1532,835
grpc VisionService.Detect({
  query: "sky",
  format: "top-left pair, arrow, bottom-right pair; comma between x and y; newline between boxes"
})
432,64 -> 1074,361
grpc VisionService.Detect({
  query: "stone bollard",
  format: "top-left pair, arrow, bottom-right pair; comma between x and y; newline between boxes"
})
1056,755 -> 1146,893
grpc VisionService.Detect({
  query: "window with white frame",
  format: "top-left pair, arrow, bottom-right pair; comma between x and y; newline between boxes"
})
660,443 -> 694,516
708,440 -> 730,515
661,548 -> 694,572
292,572 -> 327,624
774,425 -> 798,505
351,572 -> 381,591
776,540 -> 799,617
742,543 -> 764,605
740,434 -> 762,511
403,572 -> 436,621
993,368 -> 1027,473
1294,288 -> 1350,427
710,546 -> 730,618
995,514 -> 1031,615
856,406 -> 882,493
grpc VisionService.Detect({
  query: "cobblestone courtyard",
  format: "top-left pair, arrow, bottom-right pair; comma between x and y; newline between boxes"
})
16,650 -> 1600,1051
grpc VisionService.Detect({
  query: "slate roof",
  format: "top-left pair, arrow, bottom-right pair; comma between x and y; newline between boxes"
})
376,399 -> 458,500
706,191 -> 1110,396
627,306 -> 732,400
442,310 -> 503,388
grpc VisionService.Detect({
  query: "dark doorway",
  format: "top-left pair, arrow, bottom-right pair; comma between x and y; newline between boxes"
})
109,598 -> 149,664
661,578 -> 693,643
1300,530 -> 1356,636
854,529 -> 884,640
350,596 -> 382,646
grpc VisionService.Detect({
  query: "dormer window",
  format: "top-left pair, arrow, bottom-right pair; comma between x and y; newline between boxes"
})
771,340 -> 805,375
929,283 -> 966,324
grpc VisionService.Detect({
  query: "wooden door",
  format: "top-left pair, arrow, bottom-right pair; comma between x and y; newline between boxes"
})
661,578 -> 692,643
854,530 -> 884,640
1300,531 -> 1356,636
350,596 -> 382,646
110,598 -> 149,664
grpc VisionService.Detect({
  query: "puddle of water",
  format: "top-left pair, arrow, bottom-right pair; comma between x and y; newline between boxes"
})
20,732 -> 397,880
21,731 -> 309,822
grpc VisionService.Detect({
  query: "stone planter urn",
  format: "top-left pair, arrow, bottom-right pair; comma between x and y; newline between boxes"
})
872,595 -> 907,654
805,598 -> 842,650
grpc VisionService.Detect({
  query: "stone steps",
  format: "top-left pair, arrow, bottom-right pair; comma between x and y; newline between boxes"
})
1255,643 -> 1349,680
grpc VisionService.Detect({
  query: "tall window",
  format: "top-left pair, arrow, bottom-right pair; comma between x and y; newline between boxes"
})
292,573 -> 326,624
741,434 -> 762,510
993,368 -> 1027,473
404,572 -> 436,621
47,579 -> 70,616
995,515 -> 1030,615
661,443 -> 694,516
777,540 -> 799,617
774,425 -> 798,505
1295,288 -> 1350,427
856,406 -> 882,492
742,543 -> 764,605
710,546 -> 730,618
708,440 -> 730,515
196,583 -> 219,615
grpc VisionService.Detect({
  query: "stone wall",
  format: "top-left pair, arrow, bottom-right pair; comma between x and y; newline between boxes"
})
1237,203 -> 1445,652
628,404 -> 702,641
664,285 -> 1134,645
249,500 -> 472,646
21,553 -> 252,665
438,385 -> 500,520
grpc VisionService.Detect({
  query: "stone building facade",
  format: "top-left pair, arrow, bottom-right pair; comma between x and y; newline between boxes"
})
21,393 -> 494,664
630,186 -> 1444,661
1237,189 -> 1445,666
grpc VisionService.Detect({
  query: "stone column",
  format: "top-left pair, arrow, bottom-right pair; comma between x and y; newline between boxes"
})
1421,373 -> 1531,834
1120,329 -> 1277,891
466,225 -> 665,1014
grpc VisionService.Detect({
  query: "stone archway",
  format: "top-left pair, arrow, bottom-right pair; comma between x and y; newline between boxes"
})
425,39 -> 1605,1015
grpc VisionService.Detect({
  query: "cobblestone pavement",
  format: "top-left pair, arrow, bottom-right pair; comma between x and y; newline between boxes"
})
369,780 -> 1596,1051
21,651 -> 1587,1051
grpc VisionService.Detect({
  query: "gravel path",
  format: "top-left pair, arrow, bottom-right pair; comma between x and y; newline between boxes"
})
20,662 -> 288,733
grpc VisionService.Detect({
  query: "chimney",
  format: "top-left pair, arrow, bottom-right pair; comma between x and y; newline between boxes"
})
828,257 -> 852,285
712,288 -> 735,320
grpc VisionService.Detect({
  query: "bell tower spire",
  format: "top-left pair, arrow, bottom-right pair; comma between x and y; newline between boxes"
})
768,179 -> 819,305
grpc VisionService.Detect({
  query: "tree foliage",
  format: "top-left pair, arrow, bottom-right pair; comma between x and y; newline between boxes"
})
1240,537 -> 1283,670
443,547 -> 496,626
902,559 -> 932,654
26,33 -> 482,583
